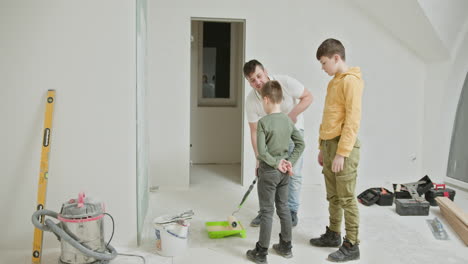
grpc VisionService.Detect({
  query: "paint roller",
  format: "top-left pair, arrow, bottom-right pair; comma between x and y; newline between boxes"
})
228,169 -> 258,228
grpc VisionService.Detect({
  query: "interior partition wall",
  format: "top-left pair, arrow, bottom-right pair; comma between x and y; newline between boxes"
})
136,0 -> 149,245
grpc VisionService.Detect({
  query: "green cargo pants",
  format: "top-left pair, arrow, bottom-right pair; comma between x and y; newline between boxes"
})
321,136 -> 360,245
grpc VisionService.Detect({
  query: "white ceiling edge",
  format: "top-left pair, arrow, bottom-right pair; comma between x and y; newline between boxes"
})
351,0 -> 449,63
452,19 -> 468,60
417,0 -> 468,58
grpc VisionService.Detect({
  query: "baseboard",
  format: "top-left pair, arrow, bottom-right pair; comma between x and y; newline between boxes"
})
444,176 -> 468,192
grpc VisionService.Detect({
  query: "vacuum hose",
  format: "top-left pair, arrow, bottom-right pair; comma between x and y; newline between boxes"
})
32,209 -> 117,261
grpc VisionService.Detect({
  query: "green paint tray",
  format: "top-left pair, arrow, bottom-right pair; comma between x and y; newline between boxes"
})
205,221 -> 246,239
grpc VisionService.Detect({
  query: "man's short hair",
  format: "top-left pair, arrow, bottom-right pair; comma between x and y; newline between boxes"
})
261,80 -> 283,104
243,59 -> 264,77
316,38 -> 346,61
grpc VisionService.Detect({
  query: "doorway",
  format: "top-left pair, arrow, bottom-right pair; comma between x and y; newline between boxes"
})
447,72 -> 468,188
190,18 -> 245,186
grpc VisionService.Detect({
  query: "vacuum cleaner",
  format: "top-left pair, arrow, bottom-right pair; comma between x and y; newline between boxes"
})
32,192 -> 117,264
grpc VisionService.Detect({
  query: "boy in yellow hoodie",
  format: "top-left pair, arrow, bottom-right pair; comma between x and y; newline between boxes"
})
309,38 -> 363,262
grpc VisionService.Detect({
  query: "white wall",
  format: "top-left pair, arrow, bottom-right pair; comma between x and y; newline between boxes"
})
148,0 -> 426,188
0,0 -> 137,250
422,24 -> 468,184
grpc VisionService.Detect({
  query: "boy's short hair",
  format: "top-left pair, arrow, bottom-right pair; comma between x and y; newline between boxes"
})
243,59 -> 264,77
261,80 -> 283,104
316,38 -> 346,61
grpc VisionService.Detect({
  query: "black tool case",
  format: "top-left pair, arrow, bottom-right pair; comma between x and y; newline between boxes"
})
372,188 -> 394,206
425,184 -> 456,206
395,199 -> 430,216
357,188 -> 380,206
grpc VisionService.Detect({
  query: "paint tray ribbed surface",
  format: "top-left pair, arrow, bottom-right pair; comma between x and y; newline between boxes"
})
205,221 -> 246,239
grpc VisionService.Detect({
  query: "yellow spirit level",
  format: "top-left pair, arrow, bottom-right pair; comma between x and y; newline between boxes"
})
32,90 -> 55,264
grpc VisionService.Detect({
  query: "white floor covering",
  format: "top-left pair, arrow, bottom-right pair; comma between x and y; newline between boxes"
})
2,164 -> 468,264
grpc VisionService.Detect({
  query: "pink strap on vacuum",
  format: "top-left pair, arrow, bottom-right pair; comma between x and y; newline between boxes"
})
77,192 -> 85,208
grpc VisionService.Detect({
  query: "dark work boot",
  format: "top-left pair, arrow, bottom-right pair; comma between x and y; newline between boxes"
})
250,213 -> 262,227
309,226 -> 341,247
291,211 -> 298,227
272,233 -> 293,258
328,238 -> 360,262
246,242 -> 268,264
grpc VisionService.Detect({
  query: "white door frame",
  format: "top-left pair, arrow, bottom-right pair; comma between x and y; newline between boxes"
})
190,18 -> 246,185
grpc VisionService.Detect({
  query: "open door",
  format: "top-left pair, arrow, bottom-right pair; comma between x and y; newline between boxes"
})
190,18 -> 245,185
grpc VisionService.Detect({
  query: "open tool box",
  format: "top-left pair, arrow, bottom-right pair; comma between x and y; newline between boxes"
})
357,187 -> 394,206
392,175 -> 433,199
393,175 -> 433,216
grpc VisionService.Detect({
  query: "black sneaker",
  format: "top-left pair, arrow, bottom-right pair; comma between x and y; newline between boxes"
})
250,213 -> 262,227
246,242 -> 268,264
272,233 -> 293,258
309,226 -> 341,247
328,238 -> 360,262
291,211 -> 298,227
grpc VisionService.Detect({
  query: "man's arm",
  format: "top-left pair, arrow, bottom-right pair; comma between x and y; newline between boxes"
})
288,88 -> 313,123
249,122 -> 261,174
248,122 -> 259,157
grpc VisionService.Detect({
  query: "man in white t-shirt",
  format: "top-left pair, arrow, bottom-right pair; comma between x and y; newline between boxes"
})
244,59 -> 313,227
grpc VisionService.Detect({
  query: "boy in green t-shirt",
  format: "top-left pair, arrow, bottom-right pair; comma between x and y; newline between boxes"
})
246,80 -> 305,264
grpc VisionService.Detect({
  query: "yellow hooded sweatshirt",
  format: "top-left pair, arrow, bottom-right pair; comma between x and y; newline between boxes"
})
319,67 -> 363,157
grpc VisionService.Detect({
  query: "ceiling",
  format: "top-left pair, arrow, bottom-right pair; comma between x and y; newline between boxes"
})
351,0 -> 468,62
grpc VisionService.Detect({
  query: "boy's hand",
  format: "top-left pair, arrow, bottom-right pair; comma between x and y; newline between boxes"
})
332,154 -> 345,173
282,160 -> 293,176
286,161 -> 294,176
318,150 -> 323,167
255,160 -> 259,175
277,159 -> 287,173
278,159 -> 292,174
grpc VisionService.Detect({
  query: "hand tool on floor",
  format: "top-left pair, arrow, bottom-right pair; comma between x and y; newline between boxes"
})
401,180 -> 426,202
32,90 -> 56,264
229,169 -> 259,228
205,170 -> 258,239
154,210 -> 194,225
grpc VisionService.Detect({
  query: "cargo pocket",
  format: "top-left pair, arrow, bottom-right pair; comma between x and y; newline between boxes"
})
342,146 -> 360,175
336,172 -> 357,198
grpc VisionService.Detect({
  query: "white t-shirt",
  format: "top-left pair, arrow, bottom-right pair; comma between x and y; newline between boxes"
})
246,75 -> 305,130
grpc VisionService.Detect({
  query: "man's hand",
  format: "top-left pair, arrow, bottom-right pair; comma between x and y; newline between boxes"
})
288,88 -> 313,124
288,112 -> 298,124
318,150 -> 323,167
332,154 -> 345,173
